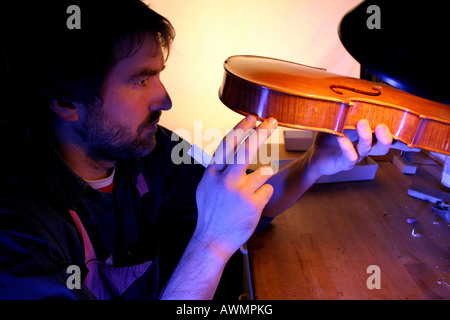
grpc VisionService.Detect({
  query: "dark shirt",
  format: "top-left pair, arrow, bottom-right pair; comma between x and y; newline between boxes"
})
0,124 -> 272,299
0,124 -> 205,299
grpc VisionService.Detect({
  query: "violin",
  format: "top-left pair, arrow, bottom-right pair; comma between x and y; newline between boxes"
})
219,55 -> 450,155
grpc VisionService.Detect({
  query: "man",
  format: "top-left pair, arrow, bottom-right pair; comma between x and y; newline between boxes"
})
0,0 -> 398,299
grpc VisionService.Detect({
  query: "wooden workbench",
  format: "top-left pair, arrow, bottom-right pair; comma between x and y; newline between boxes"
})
248,148 -> 450,300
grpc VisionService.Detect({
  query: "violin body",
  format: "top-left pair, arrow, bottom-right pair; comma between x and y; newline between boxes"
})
219,55 -> 450,155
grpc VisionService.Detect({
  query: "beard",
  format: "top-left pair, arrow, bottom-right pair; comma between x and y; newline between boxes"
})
75,105 -> 160,162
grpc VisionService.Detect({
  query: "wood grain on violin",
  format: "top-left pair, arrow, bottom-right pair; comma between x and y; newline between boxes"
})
219,55 -> 450,155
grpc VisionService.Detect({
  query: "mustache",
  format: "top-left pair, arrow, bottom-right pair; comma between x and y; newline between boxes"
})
151,111 -> 162,123
138,111 -> 162,132
146,111 -> 162,126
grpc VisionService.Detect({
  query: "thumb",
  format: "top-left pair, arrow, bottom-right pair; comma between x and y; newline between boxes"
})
252,183 -> 274,212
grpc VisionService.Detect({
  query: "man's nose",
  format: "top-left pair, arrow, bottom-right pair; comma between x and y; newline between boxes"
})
150,81 -> 172,112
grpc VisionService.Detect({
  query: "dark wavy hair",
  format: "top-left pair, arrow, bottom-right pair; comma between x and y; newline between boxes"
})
1,0 -> 175,122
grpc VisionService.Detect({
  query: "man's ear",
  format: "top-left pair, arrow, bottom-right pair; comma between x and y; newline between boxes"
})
49,98 -> 82,122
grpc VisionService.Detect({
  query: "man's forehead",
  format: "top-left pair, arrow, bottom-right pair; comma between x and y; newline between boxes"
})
111,38 -> 165,77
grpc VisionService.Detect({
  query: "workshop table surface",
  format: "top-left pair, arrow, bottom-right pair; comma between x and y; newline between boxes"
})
248,150 -> 450,300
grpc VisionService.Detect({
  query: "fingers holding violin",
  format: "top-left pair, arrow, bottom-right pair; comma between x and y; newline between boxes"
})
210,114 -> 257,172
228,117 -> 278,178
355,119 -> 373,160
370,123 -> 393,156
354,119 -> 393,160
209,115 -> 278,175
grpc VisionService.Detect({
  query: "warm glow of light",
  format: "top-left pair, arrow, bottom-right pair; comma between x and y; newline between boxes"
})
149,0 -> 362,146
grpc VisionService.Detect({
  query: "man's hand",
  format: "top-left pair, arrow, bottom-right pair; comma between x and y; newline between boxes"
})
161,115 -> 278,299
194,115 -> 278,259
309,119 -> 397,177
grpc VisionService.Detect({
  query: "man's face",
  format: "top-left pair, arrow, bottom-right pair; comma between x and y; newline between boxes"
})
75,35 -> 172,161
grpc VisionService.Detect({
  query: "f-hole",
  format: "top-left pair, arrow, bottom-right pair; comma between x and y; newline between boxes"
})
330,85 -> 381,96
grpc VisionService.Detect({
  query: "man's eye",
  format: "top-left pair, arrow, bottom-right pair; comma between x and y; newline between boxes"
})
135,78 -> 149,86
